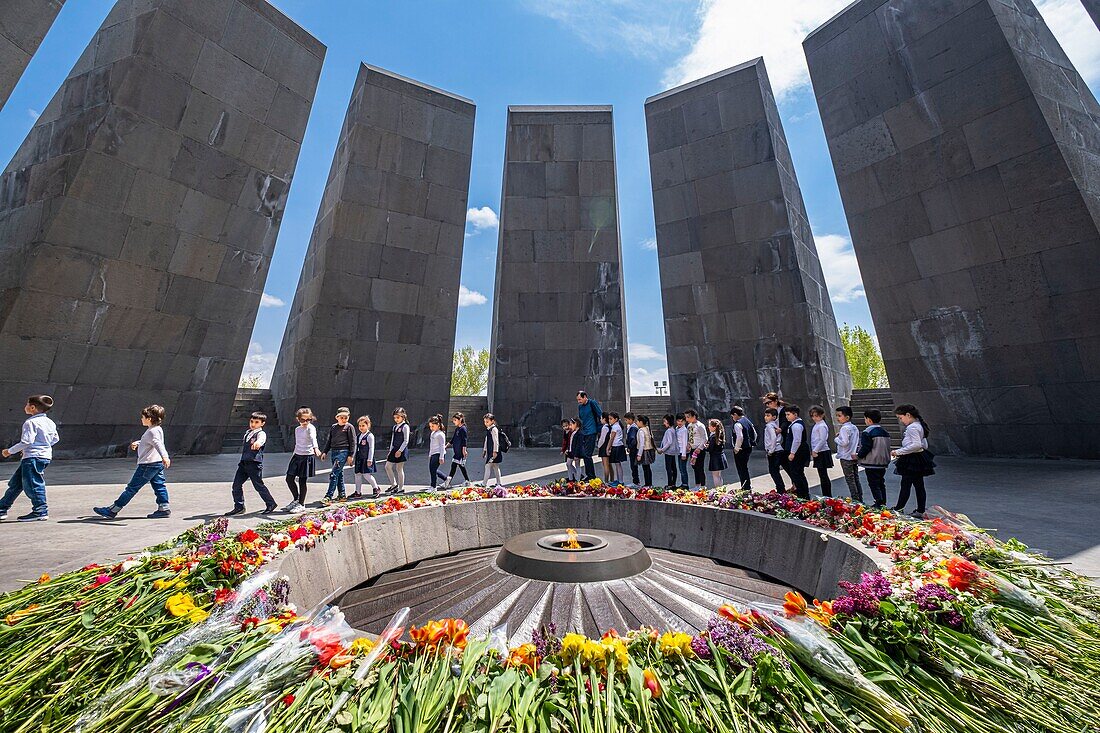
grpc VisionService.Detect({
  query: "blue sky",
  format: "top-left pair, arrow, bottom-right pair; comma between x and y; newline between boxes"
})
2,0 -> 1097,394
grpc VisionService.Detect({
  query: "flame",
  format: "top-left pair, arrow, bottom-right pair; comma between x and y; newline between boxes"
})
562,528 -> 582,550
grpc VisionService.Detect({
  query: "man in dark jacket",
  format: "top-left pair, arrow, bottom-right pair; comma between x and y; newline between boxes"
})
576,391 -> 603,480
857,409 -> 891,508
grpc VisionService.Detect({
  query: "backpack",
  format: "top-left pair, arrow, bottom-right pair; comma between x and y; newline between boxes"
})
498,429 -> 511,453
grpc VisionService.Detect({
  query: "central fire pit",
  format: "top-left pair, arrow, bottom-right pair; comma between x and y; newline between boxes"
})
496,528 -> 651,582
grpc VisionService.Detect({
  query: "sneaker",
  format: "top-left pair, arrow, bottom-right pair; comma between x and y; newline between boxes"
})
349,492 -> 363,499
147,508 -> 171,519
442,479 -> 452,490
336,495 -> 347,503
281,501 -> 297,512
93,506 -> 118,519
385,486 -> 402,495
17,512 -> 48,522
224,506 -> 246,517
0,510 -> 7,521
261,504 -> 278,514
321,497 -> 333,506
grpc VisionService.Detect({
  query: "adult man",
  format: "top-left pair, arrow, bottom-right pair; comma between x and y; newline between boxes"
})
575,391 -> 603,480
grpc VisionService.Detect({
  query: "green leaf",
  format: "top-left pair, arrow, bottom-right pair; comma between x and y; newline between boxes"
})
80,609 -> 96,629
135,628 -> 152,658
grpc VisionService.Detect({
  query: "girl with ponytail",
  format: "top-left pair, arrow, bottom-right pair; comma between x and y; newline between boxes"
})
891,404 -> 935,517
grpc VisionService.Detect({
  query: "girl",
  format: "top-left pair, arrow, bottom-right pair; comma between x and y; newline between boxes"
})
706,418 -> 727,487
636,415 -> 655,487
93,404 -> 172,519
891,404 -> 935,517
596,414 -> 612,482
560,419 -> 572,477
565,417 -> 584,481
607,412 -> 626,485
284,407 -> 319,510
385,407 -> 410,495
352,415 -> 379,499
443,413 -> 470,489
809,405 -> 834,497
657,414 -> 678,488
482,413 -> 503,487
428,417 -> 447,490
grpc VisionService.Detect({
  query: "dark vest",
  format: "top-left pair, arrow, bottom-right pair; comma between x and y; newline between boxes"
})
783,418 -> 811,464
738,416 -> 756,449
241,429 -> 264,463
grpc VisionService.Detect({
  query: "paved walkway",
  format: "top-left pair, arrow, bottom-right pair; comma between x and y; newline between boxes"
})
0,450 -> 1096,591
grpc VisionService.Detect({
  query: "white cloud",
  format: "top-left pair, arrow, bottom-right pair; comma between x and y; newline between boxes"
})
241,342 -> 277,387
466,206 -> 499,232
629,342 -> 664,360
259,292 -> 285,308
458,285 -> 488,307
631,365 -> 671,395
814,233 -> 865,304
640,236 -> 658,251
523,0 -> 695,58
1035,0 -> 1100,87
27,109 -> 40,121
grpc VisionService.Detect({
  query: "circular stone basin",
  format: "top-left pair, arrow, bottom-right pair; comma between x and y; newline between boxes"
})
497,528 -> 651,582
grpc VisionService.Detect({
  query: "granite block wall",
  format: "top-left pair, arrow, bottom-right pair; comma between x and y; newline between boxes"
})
0,0 -> 65,111
489,106 -> 629,446
805,0 -> 1100,457
0,0 -> 324,456
1083,0 -> 1100,29
271,64 -> 474,448
645,59 -> 852,423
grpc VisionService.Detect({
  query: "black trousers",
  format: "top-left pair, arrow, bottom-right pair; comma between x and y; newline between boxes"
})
429,455 -> 444,488
864,467 -> 887,506
692,454 -> 707,487
233,461 -> 275,508
628,450 -> 640,484
664,455 -> 678,487
640,461 -> 652,486
784,457 -> 810,499
733,447 -> 752,490
896,475 -> 927,513
767,452 -> 785,491
581,433 -> 597,480
816,465 -> 833,497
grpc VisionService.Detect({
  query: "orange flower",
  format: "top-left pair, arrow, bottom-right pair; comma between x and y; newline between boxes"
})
945,556 -> 986,592
783,591 -> 808,618
442,618 -> 469,650
410,618 -> 469,651
601,628 -> 621,641
5,604 -> 39,626
507,643 -> 539,673
718,604 -> 757,629
37,573 -> 50,584
642,668 -> 662,698
808,599 -> 835,626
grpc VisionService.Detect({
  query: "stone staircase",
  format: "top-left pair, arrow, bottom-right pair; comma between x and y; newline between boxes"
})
848,388 -> 902,445
630,395 -> 673,441
221,388 -> 287,453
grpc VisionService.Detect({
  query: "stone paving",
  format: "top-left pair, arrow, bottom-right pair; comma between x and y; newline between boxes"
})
0,449 -> 1096,591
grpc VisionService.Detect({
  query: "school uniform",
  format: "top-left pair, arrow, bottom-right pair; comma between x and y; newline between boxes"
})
658,426 -> 678,487
706,432 -> 727,473
446,424 -> 471,484
732,417 -> 755,490
608,422 -> 627,464
687,420 -> 707,488
675,425 -> 690,488
286,423 -> 318,505
231,427 -> 275,510
354,430 -> 379,497
388,422 -> 410,463
856,424 -> 891,507
783,418 -> 812,499
626,423 -> 640,484
566,429 -> 584,481
763,420 -> 785,492
429,429 -> 447,489
835,421 -> 864,502
893,422 -> 934,514
596,424 -> 611,459
484,425 -> 503,463
810,420 -> 834,497
637,425 -> 655,487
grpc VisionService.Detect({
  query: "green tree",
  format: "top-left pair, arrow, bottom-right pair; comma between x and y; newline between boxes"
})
239,373 -> 264,389
839,324 -> 889,390
451,346 -> 490,396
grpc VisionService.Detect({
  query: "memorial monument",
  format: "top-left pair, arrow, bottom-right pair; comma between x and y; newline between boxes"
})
488,106 -> 629,446
805,0 -> 1100,458
645,59 -> 851,420
0,0 -> 65,110
0,0 -> 324,456
272,64 -> 475,446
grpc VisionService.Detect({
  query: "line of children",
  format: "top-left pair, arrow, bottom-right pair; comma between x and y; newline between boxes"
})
809,405 -> 833,497
94,404 -> 175,519
1,395 -> 58,522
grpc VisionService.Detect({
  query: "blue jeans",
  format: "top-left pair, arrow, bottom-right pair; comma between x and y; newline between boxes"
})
676,455 -> 689,487
327,450 -> 349,497
2,458 -> 50,515
114,462 -> 169,508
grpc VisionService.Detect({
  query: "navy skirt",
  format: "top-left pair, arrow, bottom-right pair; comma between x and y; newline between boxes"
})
610,445 -> 627,463
813,450 -> 835,469
708,450 -> 728,472
286,454 -> 315,479
895,451 -> 936,477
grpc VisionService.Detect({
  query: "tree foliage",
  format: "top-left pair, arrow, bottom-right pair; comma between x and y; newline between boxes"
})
238,373 -> 264,389
839,324 -> 889,390
451,345 -> 490,396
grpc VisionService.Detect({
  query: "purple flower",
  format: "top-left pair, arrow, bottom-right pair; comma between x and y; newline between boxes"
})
705,617 -> 773,668
914,583 -> 952,612
531,624 -> 560,659
833,572 -> 893,617
490,486 -> 508,499
691,634 -> 713,660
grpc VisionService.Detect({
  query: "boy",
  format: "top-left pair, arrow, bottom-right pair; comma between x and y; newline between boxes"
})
0,395 -> 59,521
95,404 -> 174,519
729,406 -> 755,491
783,405 -> 811,499
857,409 -> 891,508
225,412 -> 277,516
624,412 -> 640,487
559,419 -> 571,477
321,407 -> 356,504
808,405 -> 833,497
675,414 -> 689,489
684,409 -> 707,489
834,406 -> 864,503
762,407 -> 784,493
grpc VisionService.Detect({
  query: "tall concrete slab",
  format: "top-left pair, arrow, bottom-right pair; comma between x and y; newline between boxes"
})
0,0 -> 65,111
805,0 -> 1100,458
1083,0 -> 1100,30
0,0 -> 324,456
489,106 -> 629,446
645,59 -> 851,422
271,64 -> 475,447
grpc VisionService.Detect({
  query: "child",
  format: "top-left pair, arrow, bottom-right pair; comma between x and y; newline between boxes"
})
684,409 -> 707,489
891,404 -> 935,517
856,409 -> 891,508
596,414 -> 611,482
783,405 -> 811,499
763,407 -> 784,492
443,413 -> 471,488
657,414 -> 678,488
607,412 -> 626,485
220,411 -> 277,517
809,405 -> 833,497
560,418 -> 572,477
482,413 -> 503,487
834,406 -> 864,503
729,406 -> 755,491
95,404 -> 174,520
321,407 -> 356,504
624,412 -> 640,487
566,417 -> 584,481
636,415 -> 655,487
428,417 -> 447,490
385,408 -> 410,495
675,414 -> 689,489
285,407 -> 320,510
352,415 -> 379,499
0,395 -> 59,522
706,418 -> 727,487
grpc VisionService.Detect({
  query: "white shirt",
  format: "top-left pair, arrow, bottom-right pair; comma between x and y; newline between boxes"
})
789,421 -> 805,454
638,425 -> 654,453
810,421 -> 830,453
763,421 -> 781,454
687,421 -> 705,450
359,432 -> 375,464
391,423 -> 410,453
429,429 -> 446,457
294,423 -> 319,455
8,413 -> 59,460
244,428 -> 267,448
609,422 -> 624,447
895,422 -> 928,456
597,424 -> 610,449
658,427 -> 676,454
676,426 -> 688,456
732,422 -> 744,452
835,422 -> 860,461
485,425 -> 500,454
135,425 -> 170,464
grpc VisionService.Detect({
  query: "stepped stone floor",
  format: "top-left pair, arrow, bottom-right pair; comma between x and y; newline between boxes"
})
0,450 -> 1096,591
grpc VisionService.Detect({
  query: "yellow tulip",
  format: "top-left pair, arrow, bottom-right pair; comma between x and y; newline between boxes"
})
165,593 -> 197,617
